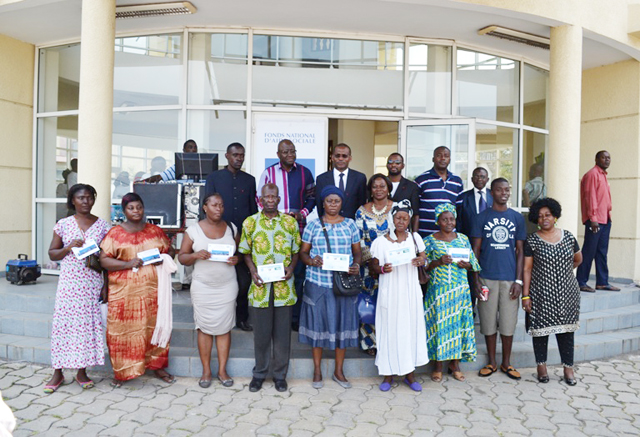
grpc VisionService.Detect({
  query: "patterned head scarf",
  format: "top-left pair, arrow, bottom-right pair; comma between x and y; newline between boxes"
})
435,202 -> 457,224
320,185 -> 345,203
390,199 -> 413,218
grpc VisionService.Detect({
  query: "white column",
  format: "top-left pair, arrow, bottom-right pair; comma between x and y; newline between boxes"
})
77,0 -> 116,220
547,25 -> 582,235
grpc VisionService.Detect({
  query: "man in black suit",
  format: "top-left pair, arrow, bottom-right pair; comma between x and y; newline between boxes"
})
387,152 -> 420,232
456,167 -> 493,237
315,143 -> 367,219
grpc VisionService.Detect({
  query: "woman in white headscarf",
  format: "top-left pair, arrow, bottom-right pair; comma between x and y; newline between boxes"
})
369,200 -> 429,392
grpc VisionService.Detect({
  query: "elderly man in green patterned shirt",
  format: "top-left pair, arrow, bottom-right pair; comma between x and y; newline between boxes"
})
239,183 -> 301,393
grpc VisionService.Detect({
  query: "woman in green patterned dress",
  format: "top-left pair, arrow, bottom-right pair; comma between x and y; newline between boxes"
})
424,203 -> 480,382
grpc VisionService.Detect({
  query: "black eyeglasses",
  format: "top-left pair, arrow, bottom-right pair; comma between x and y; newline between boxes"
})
387,160 -> 403,164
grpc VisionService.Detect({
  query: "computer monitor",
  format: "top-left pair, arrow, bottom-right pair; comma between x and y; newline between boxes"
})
175,153 -> 218,182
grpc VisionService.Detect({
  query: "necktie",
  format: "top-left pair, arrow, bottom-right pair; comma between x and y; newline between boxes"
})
478,191 -> 487,213
339,173 -> 345,192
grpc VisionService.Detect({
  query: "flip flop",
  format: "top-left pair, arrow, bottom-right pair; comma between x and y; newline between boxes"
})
75,377 -> 94,389
478,364 -> 497,377
110,379 -> 123,388
596,285 -> 621,291
580,286 -> 596,292
500,365 -> 522,380
43,378 -> 64,394
447,368 -> 466,382
155,371 -> 176,384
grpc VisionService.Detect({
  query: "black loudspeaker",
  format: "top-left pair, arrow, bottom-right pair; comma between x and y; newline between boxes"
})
133,183 -> 183,229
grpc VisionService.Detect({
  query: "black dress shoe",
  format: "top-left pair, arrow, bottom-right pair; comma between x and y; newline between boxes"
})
564,377 -> 577,386
181,283 -> 191,291
236,321 -> 253,331
291,322 -> 299,332
273,378 -> 288,392
249,377 -> 264,392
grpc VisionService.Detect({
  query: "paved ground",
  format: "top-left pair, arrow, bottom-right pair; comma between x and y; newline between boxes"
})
2,355 -> 640,436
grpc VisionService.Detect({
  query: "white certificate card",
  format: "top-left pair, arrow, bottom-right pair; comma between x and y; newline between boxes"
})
258,263 -> 285,283
448,247 -> 470,262
138,248 -> 162,266
387,246 -> 414,266
72,239 -> 100,260
207,244 -> 235,262
322,253 -> 350,272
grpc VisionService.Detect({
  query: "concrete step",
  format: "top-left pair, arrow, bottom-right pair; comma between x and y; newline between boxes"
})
3,326 -> 640,379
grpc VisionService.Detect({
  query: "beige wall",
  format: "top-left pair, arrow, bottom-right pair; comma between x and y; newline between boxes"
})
0,34 -> 34,265
580,59 -> 640,281
337,120 -> 376,176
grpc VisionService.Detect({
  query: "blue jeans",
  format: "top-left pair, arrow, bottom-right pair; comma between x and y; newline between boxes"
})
576,220 -> 611,287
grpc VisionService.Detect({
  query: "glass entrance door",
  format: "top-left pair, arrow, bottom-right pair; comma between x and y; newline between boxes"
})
400,119 -> 475,189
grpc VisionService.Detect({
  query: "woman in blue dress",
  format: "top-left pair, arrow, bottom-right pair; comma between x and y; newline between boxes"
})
424,203 -> 480,382
299,185 -> 363,389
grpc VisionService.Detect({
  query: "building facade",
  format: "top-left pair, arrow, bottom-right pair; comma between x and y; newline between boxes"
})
0,0 -> 639,282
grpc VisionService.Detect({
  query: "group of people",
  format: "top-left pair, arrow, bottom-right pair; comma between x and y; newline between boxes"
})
44,137 -> 618,394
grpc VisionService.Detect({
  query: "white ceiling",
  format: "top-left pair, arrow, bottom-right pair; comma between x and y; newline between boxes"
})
0,0 -> 633,69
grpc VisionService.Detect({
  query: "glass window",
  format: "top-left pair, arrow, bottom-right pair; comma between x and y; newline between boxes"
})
522,130 -> 547,207
35,203 -> 63,271
523,64 -> 548,129
186,110 -> 247,165
457,49 -> 519,123
408,44 -> 451,115
111,110 -> 181,200
38,44 -> 81,113
475,124 -> 519,206
405,123 -> 469,187
36,116 -> 78,199
252,35 -> 403,110
113,34 -> 182,108
188,33 -> 248,105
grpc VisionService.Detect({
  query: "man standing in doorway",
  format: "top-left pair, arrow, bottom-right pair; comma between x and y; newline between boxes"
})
239,184 -> 301,393
577,151 -> 619,292
205,143 -> 258,331
257,139 -> 315,331
142,139 -> 198,183
387,152 -> 420,232
315,143 -> 367,219
471,178 -> 526,380
415,146 -> 464,238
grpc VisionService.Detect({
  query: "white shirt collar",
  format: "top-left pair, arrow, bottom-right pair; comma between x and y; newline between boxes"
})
333,167 -> 349,181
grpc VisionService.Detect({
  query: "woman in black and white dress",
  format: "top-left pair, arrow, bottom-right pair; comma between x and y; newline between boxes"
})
522,198 -> 582,386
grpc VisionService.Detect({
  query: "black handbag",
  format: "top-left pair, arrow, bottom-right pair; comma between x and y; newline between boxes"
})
321,219 -> 363,297
85,253 -> 103,274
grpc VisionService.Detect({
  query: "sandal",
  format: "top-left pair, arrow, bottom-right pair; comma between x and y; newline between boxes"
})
478,364 -> 497,377
43,378 -> 64,394
110,379 -> 124,388
447,368 -> 465,382
75,376 -> 94,390
579,285 -> 596,293
365,348 -> 377,357
154,370 -> 176,384
430,371 -> 442,383
500,365 -> 522,380
596,285 -> 621,291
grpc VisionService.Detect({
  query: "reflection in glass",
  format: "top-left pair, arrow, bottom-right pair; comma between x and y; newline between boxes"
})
522,131 -> 547,207
38,44 -> 81,113
523,64 -> 548,129
457,49 -> 519,123
188,33 -> 248,105
114,34 -> 182,107
408,44 -> 451,114
112,110 -> 181,200
36,116 -> 78,199
36,203 -> 61,271
187,110 -> 247,165
405,124 -> 469,189
475,124 -> 519,206
252,35 -> 403,110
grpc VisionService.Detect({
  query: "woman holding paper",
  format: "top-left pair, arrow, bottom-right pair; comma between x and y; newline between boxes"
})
298,185 -> 362,389
44,184 -> 110,393
99,192 -> 174,388
369,200 -> 429,392
178,193 -> 240,388
424,203 -> 480,382
355,174 -> 394,355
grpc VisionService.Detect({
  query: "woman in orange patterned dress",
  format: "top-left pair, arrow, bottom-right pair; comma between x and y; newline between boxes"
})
99,193 -> 175,387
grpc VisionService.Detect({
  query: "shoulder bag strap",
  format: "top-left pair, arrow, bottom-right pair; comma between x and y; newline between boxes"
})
320,217 -> 333,254
410,232 -> 420,256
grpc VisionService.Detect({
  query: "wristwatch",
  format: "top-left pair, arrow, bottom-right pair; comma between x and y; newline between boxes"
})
515,279 -> 523,286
